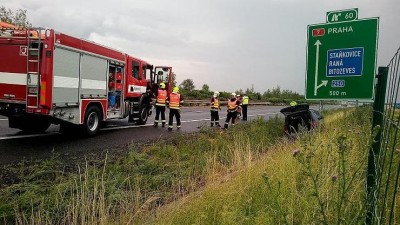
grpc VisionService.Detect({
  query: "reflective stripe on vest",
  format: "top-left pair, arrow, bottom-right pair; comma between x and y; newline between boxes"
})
243,96 -> 249,105
156,89 -> 167,106
211,98 -> 219,109
169,93 -> 181,109
228,99 -> 237,110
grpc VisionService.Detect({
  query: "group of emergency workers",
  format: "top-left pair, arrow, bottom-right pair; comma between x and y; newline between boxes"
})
210,91 -> 249,129
153,82 -> 249,131
153,83 -> 183,131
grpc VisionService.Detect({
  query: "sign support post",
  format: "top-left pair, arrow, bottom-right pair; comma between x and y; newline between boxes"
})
366,66 -> 388,225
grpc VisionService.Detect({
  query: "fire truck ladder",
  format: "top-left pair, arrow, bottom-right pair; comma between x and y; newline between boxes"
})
26,27 -> 43,109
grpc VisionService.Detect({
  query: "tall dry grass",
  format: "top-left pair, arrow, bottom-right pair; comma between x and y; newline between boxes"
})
5,107 -> 397,225
150,108 -> 379,224
1,116 -> 283,225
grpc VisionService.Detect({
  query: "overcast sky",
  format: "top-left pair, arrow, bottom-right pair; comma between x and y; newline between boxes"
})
2,0 -> 399,94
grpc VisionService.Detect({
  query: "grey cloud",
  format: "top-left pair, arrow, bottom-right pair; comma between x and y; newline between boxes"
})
2,0 -> 399,94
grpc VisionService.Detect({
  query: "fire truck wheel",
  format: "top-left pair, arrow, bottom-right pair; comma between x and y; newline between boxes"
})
137,104 -> 149,125
83,105 -> 102,136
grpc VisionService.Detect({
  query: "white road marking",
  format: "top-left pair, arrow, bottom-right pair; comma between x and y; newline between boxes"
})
102,118 -> 212,131
182,118 -> 209,123
0,132 -> 59,140
0,112 -> 277,123
0,112 -> 279,140
101,123 -> 154,131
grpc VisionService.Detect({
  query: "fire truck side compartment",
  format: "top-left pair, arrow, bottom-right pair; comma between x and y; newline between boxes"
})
80,53 -> 107,97
52,46 -> 80,106
51,45 -> 110,125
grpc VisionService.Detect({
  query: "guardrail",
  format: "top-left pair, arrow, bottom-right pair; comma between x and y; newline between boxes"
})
182,100 -> 279,106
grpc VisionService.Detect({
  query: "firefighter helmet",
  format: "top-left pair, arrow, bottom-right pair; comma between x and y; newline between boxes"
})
213,91 -> 219,97
173,86 -> 180,93
290,101 -> 298,107
159,82 -> 166,89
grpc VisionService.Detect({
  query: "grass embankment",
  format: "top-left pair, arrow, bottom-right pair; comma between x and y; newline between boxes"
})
2,107 -> 397,224
151,107 -> 391,224
0,116 -> 283,224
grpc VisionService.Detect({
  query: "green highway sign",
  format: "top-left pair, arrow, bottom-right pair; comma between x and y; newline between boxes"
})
305,17 -> 379,100
327,8 -> 358,23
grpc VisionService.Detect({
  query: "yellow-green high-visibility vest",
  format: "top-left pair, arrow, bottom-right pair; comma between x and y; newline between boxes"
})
243,96 -> 249,105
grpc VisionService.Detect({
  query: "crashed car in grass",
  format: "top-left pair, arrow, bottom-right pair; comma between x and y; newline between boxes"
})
280,104 -> 323,136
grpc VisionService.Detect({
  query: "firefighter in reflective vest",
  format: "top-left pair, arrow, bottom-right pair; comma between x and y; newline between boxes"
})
242,95 -> 249,121
153,82 -> 167,127
210,91 -> 221,127
167,86 -> 184,131
224,93 -> 240,129
236,94 -> 242,123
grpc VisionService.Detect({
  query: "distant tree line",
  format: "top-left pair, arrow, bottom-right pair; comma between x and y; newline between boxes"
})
179,78 -> 304,103
0,5 -> 31,27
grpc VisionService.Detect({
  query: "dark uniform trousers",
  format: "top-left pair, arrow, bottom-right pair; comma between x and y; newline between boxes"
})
210,109 -> 220,126
154,105 -> 166,125
169,108 -> 181,128
224,110 -> 237,129
242,105 -> 248,121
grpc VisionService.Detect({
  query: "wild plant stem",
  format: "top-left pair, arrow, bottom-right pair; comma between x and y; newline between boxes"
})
304,161 -> 329,225
337,140 -> 346,225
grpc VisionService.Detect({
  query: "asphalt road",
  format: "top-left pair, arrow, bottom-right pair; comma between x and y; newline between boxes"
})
0,106 -> 289,165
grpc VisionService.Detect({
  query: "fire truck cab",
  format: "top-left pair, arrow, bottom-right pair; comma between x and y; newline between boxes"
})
0,26 -> 173,136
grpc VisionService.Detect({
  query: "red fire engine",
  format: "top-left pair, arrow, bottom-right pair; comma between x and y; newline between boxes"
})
0,26 -> 174,136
